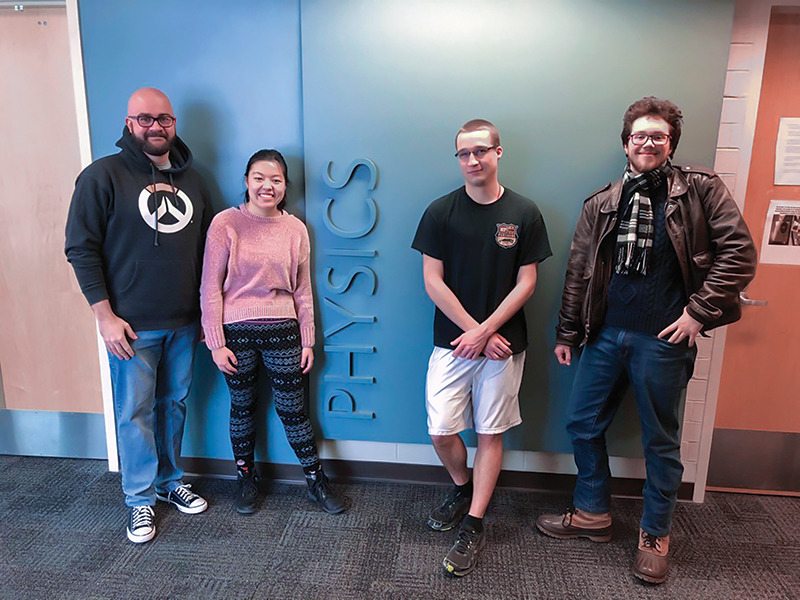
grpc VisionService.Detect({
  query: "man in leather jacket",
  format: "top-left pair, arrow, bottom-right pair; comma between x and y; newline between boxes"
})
536,97 -> 756,584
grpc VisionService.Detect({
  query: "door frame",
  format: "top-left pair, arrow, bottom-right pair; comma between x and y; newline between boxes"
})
65,0 -> 118,470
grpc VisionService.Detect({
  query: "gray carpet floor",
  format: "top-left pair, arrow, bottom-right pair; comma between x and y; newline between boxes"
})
1,455 -> 798,600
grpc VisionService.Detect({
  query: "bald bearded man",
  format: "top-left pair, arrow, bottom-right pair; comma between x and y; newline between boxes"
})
66,88 -> 213,543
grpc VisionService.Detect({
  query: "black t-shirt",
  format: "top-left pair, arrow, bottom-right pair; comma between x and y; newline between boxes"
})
412,186 -> 552,353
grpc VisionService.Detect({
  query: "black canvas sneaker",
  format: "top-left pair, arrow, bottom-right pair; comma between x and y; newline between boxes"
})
156,483 -> 208,514
127,506 -> 155,544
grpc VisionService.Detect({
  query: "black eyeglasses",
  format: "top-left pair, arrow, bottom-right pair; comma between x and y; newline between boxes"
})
629,133 -> 671,146
128,113 -> 176,128
455,146 -> 496,161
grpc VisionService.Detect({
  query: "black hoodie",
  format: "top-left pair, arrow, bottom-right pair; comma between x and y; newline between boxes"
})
65,127 -> 213,331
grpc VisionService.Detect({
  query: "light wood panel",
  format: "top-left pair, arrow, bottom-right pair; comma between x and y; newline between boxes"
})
0,8 -> 102,412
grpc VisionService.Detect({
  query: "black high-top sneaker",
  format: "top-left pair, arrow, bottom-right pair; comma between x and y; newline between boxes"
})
235,469 -> 261,514
305,469 -> 345,514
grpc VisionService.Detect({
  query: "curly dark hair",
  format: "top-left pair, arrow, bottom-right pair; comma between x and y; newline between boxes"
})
244,149 -> 290,212
621,97 -> 683,158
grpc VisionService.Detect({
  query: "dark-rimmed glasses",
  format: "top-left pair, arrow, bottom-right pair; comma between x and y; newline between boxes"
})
628,133 -> 670,146
455,146 -> 496,161
128,113 -> 176,128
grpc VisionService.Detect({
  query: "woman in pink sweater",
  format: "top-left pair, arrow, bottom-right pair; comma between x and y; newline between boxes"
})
200,149 -> 344,515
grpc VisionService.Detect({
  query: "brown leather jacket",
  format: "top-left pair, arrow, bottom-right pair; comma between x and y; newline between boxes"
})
555,164 -> 757,348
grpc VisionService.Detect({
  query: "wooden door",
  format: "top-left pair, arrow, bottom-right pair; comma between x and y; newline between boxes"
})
708,8 -> 800,493
0,7 -> 102,413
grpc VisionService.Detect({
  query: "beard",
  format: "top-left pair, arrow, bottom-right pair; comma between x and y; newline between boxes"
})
132,130 -> 174,156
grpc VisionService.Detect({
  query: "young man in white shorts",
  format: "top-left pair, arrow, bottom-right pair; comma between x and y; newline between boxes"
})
412,119 -> 552,576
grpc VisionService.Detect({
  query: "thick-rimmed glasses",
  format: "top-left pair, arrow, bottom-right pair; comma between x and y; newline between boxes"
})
128,113 -> 176,128
628,133 -> 670,146
455,146 -> 496,161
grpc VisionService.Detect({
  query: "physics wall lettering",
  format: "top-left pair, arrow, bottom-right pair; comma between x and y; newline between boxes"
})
320,158 -> 379,420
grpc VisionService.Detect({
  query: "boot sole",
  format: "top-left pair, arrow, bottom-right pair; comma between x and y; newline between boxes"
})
633,569 -> 667,584
536,522 -> 612,543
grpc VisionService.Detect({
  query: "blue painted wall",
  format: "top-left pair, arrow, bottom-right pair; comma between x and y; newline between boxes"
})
78,0 -> 734,465
79,0 -> 305,463
300,0 -> 735,456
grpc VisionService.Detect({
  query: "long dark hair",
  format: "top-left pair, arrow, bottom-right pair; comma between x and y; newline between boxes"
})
244,149 -> 290,212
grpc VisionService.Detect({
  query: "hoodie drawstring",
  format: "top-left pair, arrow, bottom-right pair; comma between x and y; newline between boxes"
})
168,172 -> 180,235
151,164 -> 159,247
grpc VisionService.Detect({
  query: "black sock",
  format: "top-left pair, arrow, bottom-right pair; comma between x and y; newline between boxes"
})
236,458 -> 255,478
303,463 -> 322,476
455,479 -> 473,497
463,514 -> 483,533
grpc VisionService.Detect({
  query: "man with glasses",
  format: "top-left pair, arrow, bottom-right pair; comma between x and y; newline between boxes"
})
412,119 -> 552,576
537,97 -> 756,583
66,87 -> 213,543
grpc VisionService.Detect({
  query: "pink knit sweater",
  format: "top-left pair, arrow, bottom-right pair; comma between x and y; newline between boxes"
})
200,205 -> 315,350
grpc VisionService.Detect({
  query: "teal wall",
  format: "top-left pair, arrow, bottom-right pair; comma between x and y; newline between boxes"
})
79,0 -> 306,463
300,0 -> 734,455
78,0 -> 734,464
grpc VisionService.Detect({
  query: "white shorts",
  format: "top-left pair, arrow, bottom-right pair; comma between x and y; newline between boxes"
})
425,347 -> 525,436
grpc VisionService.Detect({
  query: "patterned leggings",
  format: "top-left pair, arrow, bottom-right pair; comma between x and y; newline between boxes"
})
223,320 -> 320,469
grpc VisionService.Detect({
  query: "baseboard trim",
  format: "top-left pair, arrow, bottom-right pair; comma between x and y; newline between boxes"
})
0,409 -> 107,459
180,456 -> 694,501
708,428 -> 800,493
0,408 -> 697,502
706,486 -> 800,498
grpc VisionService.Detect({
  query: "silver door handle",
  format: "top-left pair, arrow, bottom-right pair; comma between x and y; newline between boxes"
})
739,291 -> 767,306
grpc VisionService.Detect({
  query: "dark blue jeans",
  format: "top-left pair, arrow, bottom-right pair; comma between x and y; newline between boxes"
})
566,325 -> 696,537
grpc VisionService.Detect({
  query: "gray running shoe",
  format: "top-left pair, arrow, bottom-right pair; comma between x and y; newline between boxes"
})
428,488 -> 471,531
443,523 -> 486,576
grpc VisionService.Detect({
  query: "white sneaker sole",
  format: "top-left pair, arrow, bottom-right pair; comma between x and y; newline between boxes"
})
127,526 -> 155,544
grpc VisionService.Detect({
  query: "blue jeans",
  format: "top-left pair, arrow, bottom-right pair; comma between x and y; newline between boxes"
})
566,325 -> 696,537
108,322 -> 199,507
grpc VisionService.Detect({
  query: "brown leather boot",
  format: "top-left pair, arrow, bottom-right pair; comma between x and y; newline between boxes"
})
632,527 -> 670,584
536,507 -> 612,542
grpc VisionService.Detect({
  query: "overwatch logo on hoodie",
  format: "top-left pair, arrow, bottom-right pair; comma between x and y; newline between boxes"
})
138,183 -> 194,233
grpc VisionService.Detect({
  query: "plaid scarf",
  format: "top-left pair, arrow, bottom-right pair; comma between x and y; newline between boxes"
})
614,163 -> 669,276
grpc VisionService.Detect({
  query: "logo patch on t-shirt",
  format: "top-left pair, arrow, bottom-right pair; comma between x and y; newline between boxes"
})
495,223 -> 519,249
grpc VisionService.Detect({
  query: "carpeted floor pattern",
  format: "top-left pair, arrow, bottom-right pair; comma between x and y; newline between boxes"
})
1,456 -> 798,600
